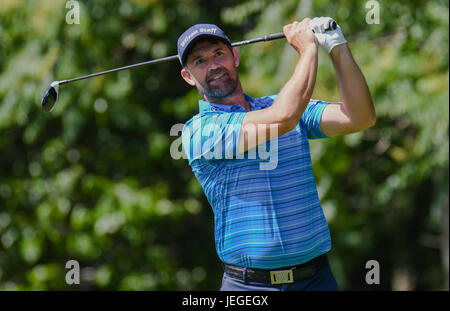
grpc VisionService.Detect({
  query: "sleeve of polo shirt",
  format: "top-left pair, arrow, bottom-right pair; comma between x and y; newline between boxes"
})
300,99 -> 329,139
267,95 -> 328,140
182,111 -> 246,164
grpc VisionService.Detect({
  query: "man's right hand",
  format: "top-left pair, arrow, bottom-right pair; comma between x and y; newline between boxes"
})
283,18 -> 318,54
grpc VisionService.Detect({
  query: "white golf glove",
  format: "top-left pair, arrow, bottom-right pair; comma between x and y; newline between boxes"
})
309,17 -> 347,53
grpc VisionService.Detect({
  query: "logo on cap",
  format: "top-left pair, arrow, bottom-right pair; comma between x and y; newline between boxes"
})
177,24 -> 230,66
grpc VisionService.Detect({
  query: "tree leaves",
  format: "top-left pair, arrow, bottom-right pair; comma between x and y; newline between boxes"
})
0,0 -> 448,290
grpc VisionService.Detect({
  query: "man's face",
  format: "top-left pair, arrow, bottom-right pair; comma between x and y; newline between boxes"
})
181,40 -> 240,99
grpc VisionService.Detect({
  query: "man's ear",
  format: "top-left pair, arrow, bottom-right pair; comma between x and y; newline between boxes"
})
232,47 -> 240,68
181,68 -> 196,86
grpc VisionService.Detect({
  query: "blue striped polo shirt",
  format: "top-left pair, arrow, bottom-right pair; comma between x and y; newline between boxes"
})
182,93 -> 332,269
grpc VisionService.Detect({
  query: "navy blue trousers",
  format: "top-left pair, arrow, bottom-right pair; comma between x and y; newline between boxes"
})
220,265 -> 339,291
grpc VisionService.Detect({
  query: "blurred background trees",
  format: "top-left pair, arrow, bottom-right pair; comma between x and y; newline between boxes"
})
0,0 -> 448,290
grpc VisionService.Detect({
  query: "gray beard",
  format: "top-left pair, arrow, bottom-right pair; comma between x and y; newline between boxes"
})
198,72 -> 238,99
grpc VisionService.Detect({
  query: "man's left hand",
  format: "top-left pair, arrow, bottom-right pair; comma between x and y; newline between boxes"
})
309,17 -> 347,53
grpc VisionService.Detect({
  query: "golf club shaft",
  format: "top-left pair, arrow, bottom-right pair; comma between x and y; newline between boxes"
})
57,22 -> 336,85
231,32 -> 286,47
57,33 -> 284,85
58,54 -> 179,85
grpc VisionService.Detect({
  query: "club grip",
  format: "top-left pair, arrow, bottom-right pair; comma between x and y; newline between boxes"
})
264,20 -> 337,42
231,20 -> 338,47
328,20 -> 337,31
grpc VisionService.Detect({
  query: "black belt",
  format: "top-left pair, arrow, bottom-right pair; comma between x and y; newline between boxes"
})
223,254 -> 329,285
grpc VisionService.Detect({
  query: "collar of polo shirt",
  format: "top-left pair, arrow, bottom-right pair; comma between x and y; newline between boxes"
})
198,93 -> 255,113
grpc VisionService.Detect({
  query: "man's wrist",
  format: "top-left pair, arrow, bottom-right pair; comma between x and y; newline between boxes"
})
302,44 -> 318,56
329,43 -> 350,59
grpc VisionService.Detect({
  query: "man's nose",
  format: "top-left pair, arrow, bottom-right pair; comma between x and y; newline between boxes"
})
208,58 -> 220,70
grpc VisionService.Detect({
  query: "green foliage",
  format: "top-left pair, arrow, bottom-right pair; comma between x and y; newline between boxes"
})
0,0 -> 448,290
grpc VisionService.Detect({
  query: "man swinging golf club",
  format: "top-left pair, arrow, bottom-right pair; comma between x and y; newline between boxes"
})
179,17 -> 376,291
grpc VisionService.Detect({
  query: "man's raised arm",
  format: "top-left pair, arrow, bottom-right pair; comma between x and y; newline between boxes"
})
238,18 -> 318,153
309,17 -> 375,137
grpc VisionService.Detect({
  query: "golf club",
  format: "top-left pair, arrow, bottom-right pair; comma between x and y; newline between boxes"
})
41,20 -> 336,112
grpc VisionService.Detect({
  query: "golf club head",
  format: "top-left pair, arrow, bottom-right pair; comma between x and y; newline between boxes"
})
41,81 -> 59,112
